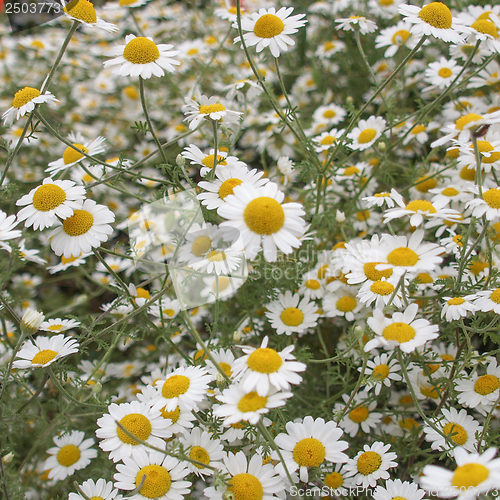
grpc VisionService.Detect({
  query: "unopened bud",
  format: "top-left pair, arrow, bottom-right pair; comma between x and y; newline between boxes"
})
377,141 -> 386,152
176,154 -> 185,168
233,329 -> 242,343
346,96 -> 353,106
21,308 -> 44,334
2,452 -> 13,464
336,210 -> 346,223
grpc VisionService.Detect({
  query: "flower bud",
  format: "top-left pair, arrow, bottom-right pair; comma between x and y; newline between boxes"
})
336,210 -> 346,223
21,308 -> 44,334
176,154 -> 185,168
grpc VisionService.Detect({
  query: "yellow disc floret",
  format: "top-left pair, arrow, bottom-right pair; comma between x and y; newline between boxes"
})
162,375 -> 190,398
12,87 -> 40,109
63,143 -> 88,165
280,307 -> 304,326
237,391 -> 267,412
474,374 -> 500,395
253,14 -> 285,38
243,197 -> 285,234
228,473 -> 263,500
483,188 -> 500,209
32,349 -> 58,365
382,322 -> 416,343
57,444 -> 81,467
247,347 -> 283,373
32,184 -> 66,211
418,2 -> 453,29
135,465 -> 171,499
451,463 -> 489,489
219,178 -> 243,199
357,451 -> 382,475
116,413 -> 152,445
293,438 -> 326,467
63,0 -> 97,24
123,37 -> 160,64
63,209 -> 94,236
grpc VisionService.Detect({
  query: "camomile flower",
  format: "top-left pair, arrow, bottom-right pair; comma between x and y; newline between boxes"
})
424,57 -> 463,90
204,348 -> 236,382
0,210 -> 21,252
61,0 -> 118,32
423,407 -> 482,453
373,478 -> 425,500
398,2 -> 468,43
420,447 -> 500,500
312,105 -> 346,126
114,449 -> 191,500
362,189 -> 404,209
40,318 -> 81,333
46,135 -> 106,175
457,137 -> 500,173
103,34 -> 179,79
152,365 -> 213,412
197,164 -> 268,210
274,416 -> 349,483
335,16 -> 377,34
376,22 -> 417,58
315,39 -> 346,58
347,116 -> 386,151
357,276 -> 405,309
343,441 -> 397,488
181,144 -> 246,177
265,291 -> 319,336
2,86 -> 58,125
323,287 -> 363,322
148,297 -> 181,322
441,295 -> 477,321
466,187 -> 500,221
183,95 -> 241,130
467,15 -> 500,55
366,303 -> 439,353
218,182 -> 307,262
69,478 -> 123,500
214,384 -> 291,425
333,391 -> 383,437
234,7 -> 307,58
314,128 -> 344,152
16,178 -> 86,230
96,401 -> 172,462
43,431 -> 97,481
179,427 -> 224,476
204,451 -> 285,500
232,336 -> 306,396
13,334 -> 79,369
472,287 -> 500,313
299,270 -> 326,300
49,199 -> 115,258
363,353 -> 402,395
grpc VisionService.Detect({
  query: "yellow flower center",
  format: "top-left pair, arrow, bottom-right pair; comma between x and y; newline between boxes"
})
438,67 -> 452,78
483,188 -> 500,209
32,184 -> 67,212
349,405 -> 369,423
63,143 -> 88,164
324,471 -> 343,488
336,296 -> 357,312
201,154 -> 227,169
405,200 -> 436,213
490,288 -> 500,303
357,451 -> 382,475
63,209 -> 94,236
191,235 -> 212,257
280,307 -> 304,326
206,250 -> 226,262
412,125 -> 427,136
162,375 -> 190,399
243,196 -> 285,235
160,406 -> 180,422
370,280 -> 395,295
253,14 -> 285,38
447,297 -> 465,305
123,37 -> 160,64
63,0 -> 97,23
237,391 -> 267,412
218,178 -> 243,199
12,87 -> 40,108
32,349 -> 58,365
199,103 -> 226,114
418,2 -> 452,29
364,262 -> 393,281
387,247 -> 419,267
228,473 -> 263,500
471,19 -> 498,38
116,413 -> 152,445
320,135 -> 336,145
358,128 -> 377,144
455,113 -> 483,131
48,324 -> 64,331
400,417 -> 419,430
219,362 -> 233,378
247,347 -> 283,373
124,86 -> 139,99
293,438 -> 326,467
189,446 -> 210,468
323,109 -> 337,118
460,166 -> 476,181
474,374 -> 500,395
305,279 -> 321,289
56,444 -> 81,467
382,322 -> 416,343
451,463 -> 489,489
392,29 -> 411,45
443,422 -> 467,446
373,363 -> 390,379
344,166 -> 360,176
135,465 -> 171,499
442,187 -> 459,196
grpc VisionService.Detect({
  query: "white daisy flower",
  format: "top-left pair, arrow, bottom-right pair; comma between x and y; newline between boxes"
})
46,135 -> 106,175
299,270 -> 326,300
347,116 -> 386,151
0,210 -> 21,252
103,34 -> 179,79
363,353 -> 402,395
48,252 -> 90,274
204,348 -> 236,382
323,287 -> 363,322
148,297 -> 181,322
232,336 -> 306,396
373,478 -> 425,500
179,427 -> 224,476
69,478 -> 123,500
13,334 -> 79,369
472,287 -> 500,313
466,187 -> 500,221
423,407 -> 483,453
234,7 -> 307,58
183,95 -> 242,130
457,137 -> 500,173
49,199 -> 115,258
357,276 -> 405,309
43,430 -> 97,481
16,178 -> 86,230
2,86 -> 58,125
375,22 -> 417,58
365,303 -> 439,353
181,144 -> 246,177
204,451 -> 285,499
274,416 -> 349,483
398,2 -> 468,43
96,401 -> 172,462
312,105 -> 346,126
335,16 -> 377,34
61,0 -> 118,32
114,449 -> 191,500
343,441 -> 397,488
40,318 -> 81,333
218,182 -> 307,262
197,165 -> 268,210
441,295 -> 477,321
265,291 -> 319,336
362,189 -> 404,209
152,365 -> 213,412
424,57 -> 463,91
213,384 -> 291,425
420,447 -> 500,500
313,128 -> 344,152
467,15 -> 500,55
333,391 -> 383,437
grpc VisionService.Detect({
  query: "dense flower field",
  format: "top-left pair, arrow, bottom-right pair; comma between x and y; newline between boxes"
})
1,0 -> 500,498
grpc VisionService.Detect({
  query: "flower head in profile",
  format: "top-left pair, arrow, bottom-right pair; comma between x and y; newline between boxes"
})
183,95 -> 241,130
61,0 -> 117,31
2,87 -> 58,125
